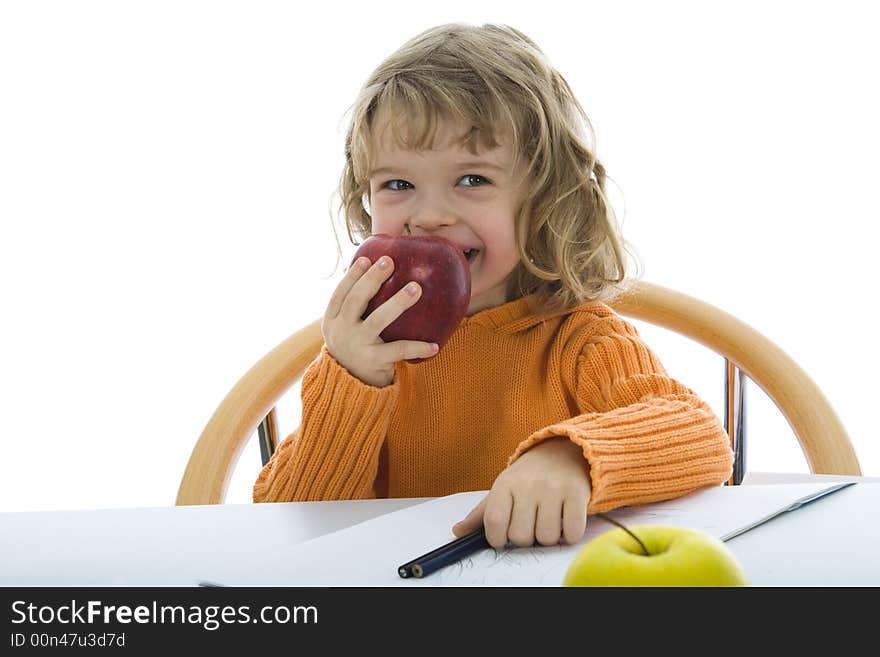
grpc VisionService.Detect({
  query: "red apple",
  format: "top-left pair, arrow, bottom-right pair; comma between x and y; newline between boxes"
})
351,234 -> 472,363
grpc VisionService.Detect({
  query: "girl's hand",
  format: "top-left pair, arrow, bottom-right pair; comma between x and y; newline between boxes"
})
451,437 -> 592,549
322,255 -> 439,388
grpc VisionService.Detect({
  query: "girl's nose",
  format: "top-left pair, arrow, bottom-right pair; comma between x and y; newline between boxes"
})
408,208 -> 458,232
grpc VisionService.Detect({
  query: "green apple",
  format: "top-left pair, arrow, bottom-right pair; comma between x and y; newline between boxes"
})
563,525 -> 748,587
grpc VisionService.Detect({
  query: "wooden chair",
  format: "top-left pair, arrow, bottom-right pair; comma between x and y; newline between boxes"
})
176,281 -> 861,506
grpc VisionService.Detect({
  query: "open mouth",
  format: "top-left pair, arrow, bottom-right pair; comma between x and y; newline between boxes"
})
463,248 -> 480,262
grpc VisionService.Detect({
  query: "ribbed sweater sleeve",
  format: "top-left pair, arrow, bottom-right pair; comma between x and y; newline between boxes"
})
252,344 -> 399,502
509,315 -> 733,514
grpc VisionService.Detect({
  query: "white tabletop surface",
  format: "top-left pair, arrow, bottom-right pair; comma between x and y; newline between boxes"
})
0,497 -> 428,586
1,473 -> 876,586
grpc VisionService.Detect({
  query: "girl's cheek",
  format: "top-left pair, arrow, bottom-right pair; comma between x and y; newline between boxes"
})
370,215 -> 404,236
371,205 -> 409,231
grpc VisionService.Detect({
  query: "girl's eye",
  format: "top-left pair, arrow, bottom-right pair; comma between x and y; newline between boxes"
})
384,179 -> 413,191
460,174 -> 489,187
381,175 -> 489,191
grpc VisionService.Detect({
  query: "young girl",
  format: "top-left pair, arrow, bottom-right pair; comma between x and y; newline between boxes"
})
253,23 -> 733,550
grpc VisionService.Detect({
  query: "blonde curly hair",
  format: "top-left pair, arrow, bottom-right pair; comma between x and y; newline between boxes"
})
330,22 -> 639,314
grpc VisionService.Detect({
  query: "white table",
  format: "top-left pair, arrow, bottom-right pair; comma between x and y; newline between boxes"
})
1,473 -> 877,586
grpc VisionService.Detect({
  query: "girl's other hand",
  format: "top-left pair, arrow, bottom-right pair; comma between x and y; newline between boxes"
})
322,255 -> 439,388
451,437 -> 592,549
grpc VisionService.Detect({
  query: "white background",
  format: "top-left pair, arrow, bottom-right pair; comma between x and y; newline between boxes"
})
1,1 -> 877,513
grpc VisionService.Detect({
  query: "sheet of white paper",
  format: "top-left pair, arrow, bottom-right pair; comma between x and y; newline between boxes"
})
207,482 -> 837,586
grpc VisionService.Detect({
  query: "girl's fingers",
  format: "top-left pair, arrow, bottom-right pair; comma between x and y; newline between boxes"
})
362,279 -> 423,335
503,494 -> 536,548
535,500 -> 564,546
326,257 -> 371,320
561,494 -> 589,546
377,339 -> 439,364
340,255 -> 394,323
482,490 -> 513,549
452,496 -> 487,537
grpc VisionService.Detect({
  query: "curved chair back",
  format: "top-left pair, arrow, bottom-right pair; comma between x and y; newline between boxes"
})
176,281 -> 860,506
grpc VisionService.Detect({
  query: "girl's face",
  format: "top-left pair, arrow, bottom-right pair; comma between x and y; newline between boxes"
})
367,114 -> 527,316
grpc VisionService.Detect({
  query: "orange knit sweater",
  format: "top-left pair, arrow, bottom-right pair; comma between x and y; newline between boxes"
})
253,293 -> 734,513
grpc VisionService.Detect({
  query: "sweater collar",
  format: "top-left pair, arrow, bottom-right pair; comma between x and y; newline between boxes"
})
458,293 -> 607,334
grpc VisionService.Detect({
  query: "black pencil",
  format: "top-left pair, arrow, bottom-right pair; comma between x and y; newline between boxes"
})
398,529 -> 491,578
